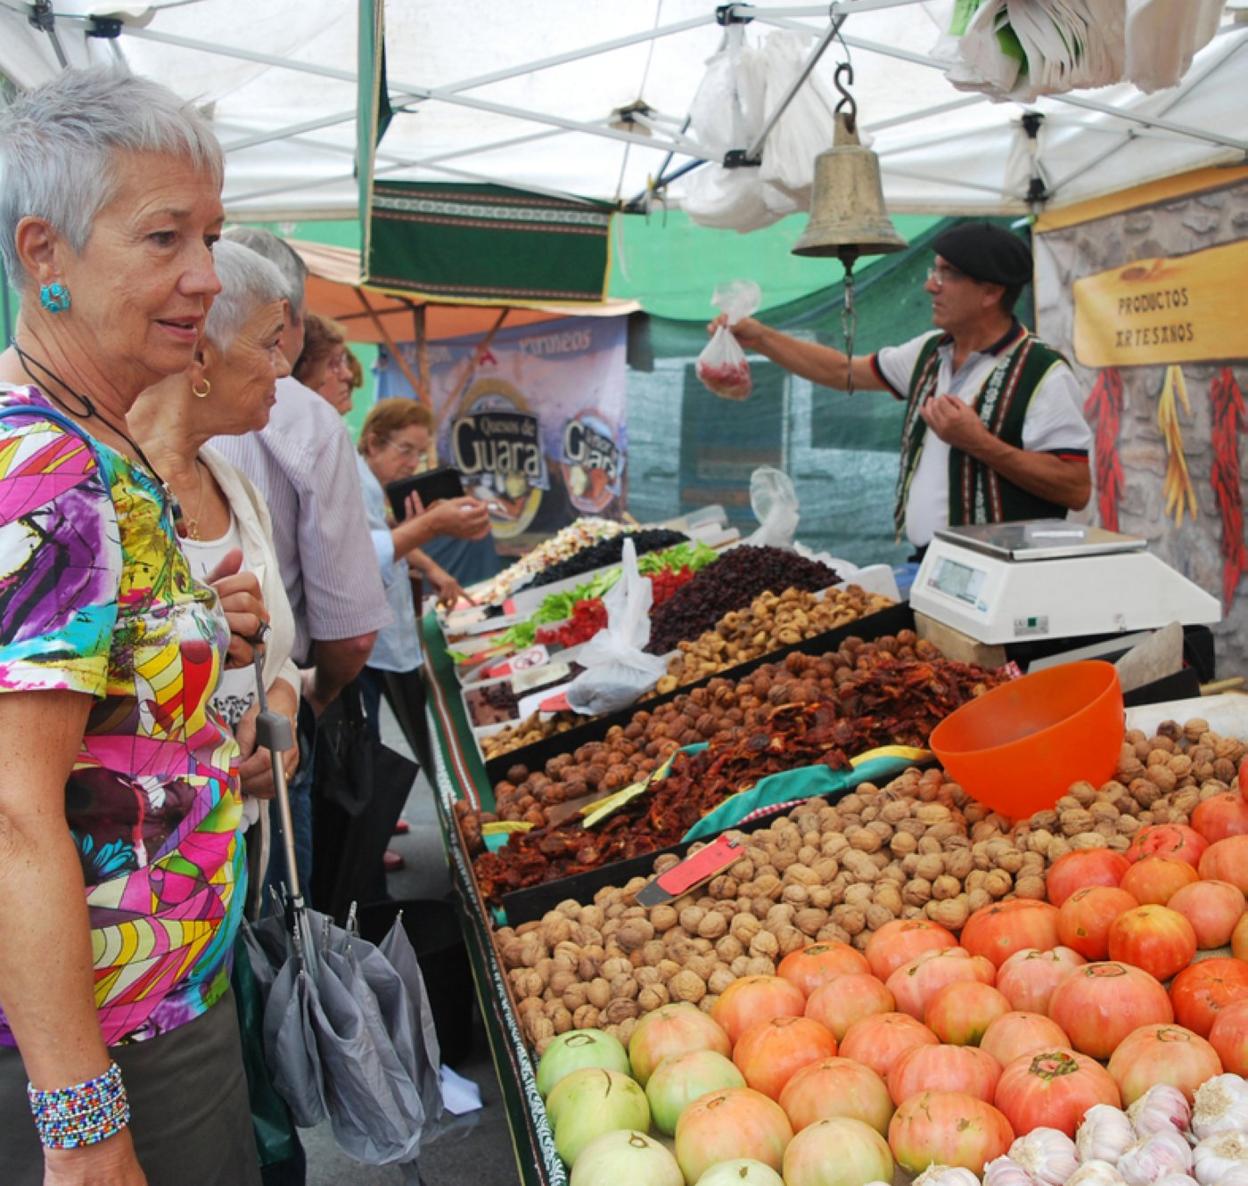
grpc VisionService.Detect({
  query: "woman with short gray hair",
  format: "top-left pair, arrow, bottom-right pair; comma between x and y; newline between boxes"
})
130,238 -> 302,915
0,68 -> 266,1184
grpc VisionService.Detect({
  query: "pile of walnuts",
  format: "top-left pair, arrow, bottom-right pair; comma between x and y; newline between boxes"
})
492,719 -> 1243,1054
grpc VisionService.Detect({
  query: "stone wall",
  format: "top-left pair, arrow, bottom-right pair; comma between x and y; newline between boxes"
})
1034,177 -> 1248,677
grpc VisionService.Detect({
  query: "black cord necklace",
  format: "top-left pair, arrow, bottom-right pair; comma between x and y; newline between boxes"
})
12,342 -> 185,527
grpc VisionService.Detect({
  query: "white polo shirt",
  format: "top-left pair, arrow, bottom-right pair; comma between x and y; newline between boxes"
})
872,325 -> 1092,549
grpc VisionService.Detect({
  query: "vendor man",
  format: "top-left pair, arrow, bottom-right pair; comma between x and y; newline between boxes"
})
717,222 -> 1093,559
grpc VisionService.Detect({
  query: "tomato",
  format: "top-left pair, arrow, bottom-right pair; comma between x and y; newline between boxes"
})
995,947 -> 1086,1015
1120,856 -> 1200,905
839,1012 -> 939,1080
1106,904 -> 1197,981
1126,823 -> 1208,868
1046,849 -> 1130,907
711,976 -> 806,1046
782,1116 -> 894,1186
1199,835 -> 1248,893
674,1087 -> 793,1184
804,973 -> 893,1041
888,1090 -> 1013,1175
1169,957 -> 1248,1037
924,981 -> 1011,1046
1236,911 -> 1248,961
865,919 -> 958,981
776,942 -> 870,998
1106,1022 -> 1222,1104
778,1056 -> 894,1135
887,1043 -> 1001,1105
1047,962 -> 1174,1060
980,1012 -> 1071,1068
1057,885 -> 1139,960
1166,880 -> 1247,949
887,948 -> 996,1020
994,1048 -> 1121,1137
628,1002 -> 731,1086
732,1016 -> 839,1101
1209,998 -> 1248,1077
961,900 -> 1061,968
1192,792 -> 1248,844
645,1050 -> 746,1136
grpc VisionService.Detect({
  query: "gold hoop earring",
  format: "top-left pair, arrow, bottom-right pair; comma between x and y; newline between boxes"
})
191,379 -> 211,400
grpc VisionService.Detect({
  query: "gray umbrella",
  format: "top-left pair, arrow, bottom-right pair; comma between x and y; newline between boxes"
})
240,653 -> 443,1166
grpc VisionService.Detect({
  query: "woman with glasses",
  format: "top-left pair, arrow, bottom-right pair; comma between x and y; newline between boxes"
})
355,399 -> 490,779
710,222 -> 1092,563
293,312 -> 355,415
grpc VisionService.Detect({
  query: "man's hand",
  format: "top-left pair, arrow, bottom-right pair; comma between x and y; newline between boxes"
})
431,497 -> 492,541
422,563 -> 468,610
920,395 -> 992,453
708,313 -> 768,351
205,549 -> 268,669
44,1128 -> 148,1184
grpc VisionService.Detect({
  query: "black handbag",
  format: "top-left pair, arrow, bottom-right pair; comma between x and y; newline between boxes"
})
310,681 -> 419,920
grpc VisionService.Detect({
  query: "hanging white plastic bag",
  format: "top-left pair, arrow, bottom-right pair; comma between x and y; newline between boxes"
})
697,279 -> 761,400
746,466 -> 801,549
1125,0 -> 1224,93
564,539 -> 669,717
757,31 -> 839,211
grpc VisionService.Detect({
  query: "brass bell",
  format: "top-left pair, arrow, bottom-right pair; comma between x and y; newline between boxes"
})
792,112 -> 907,263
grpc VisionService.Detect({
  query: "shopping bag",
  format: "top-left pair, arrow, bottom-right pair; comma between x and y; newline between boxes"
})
746,465 -> 801,549
697,280 -> 762,400
565,539 -> 669,716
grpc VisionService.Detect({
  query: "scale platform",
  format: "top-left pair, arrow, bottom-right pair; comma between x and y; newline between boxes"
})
910,520 -> 1221,646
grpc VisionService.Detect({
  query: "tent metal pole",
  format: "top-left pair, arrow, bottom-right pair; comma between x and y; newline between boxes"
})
745,14 -> 846,160
1050,92 -> 1248,153
863,95 -> 987,132
355,287 -> 430,410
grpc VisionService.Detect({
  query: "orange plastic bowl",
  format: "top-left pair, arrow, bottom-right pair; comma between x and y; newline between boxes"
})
928,659 -> 1124,821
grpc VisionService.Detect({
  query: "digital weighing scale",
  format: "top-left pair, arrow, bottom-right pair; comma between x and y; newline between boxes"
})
910,520 -> 1222,646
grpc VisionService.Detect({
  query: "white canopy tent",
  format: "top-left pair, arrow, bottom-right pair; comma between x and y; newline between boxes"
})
0,0 -> 1245,222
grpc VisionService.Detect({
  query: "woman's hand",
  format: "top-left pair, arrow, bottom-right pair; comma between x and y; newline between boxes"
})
44,1128 -> 147,1184
205,549 -> 268,669
430,497 -> 492,542
233,678 -> 299,799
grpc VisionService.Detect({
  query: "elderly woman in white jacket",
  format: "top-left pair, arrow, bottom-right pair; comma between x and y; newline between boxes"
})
130,239 -> 300,914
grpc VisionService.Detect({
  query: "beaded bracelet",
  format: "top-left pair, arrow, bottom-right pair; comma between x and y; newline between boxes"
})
27,1061 -> 131,1150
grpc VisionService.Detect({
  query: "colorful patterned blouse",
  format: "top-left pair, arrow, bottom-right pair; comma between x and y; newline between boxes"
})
0,386 -> 243,1046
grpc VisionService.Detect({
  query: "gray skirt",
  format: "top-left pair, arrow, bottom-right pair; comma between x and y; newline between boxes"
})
0,990 -> 262,1186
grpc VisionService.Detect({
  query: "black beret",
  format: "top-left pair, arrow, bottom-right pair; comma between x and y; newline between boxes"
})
932,222 -> 1033,287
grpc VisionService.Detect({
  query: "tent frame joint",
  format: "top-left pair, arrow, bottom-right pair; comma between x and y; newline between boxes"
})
718,3 -> 755,26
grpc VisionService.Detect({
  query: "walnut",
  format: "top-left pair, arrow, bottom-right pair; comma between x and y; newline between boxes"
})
932,874 -> 962,901
698,912 -> 728,940
669,970 -> 706,1003
926,896 -> 970,930
708,967 -> 736,995
638,984 -> 670,1012
750,930 -> 780,959
605,998 -> 640,1024
984,869 -> 1012,899
1014,875 -> 1047,899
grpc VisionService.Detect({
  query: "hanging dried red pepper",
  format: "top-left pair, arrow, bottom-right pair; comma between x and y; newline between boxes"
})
1083,367 -> 1124,531
1210,367 -> 1247,609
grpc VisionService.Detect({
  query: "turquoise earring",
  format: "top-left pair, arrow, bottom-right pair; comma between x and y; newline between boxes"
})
39,282 -> 71,313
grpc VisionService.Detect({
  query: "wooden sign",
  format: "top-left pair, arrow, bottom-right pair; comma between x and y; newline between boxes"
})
1072,240 -> 1248,368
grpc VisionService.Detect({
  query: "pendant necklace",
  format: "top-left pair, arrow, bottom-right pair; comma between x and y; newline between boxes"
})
13,343 -> 188,534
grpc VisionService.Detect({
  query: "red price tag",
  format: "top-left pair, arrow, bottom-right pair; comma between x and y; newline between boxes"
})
635,835 -> 743,907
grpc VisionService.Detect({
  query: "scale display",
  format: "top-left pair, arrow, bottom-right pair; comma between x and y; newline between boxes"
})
929,557 -> 987,606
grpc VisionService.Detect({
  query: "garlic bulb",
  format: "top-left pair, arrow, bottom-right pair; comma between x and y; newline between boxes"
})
1129,1084 -> 1191,1138
1193,1131 -> 1248,1185
982,1156 -> 1037,1185
912,1169 -> 980,1186
1077,1105 -> 1137,1166
1007,1127 -> 1079,1185
1068,1162 -> 1129,1186
1152,1177 -> 1201,1186
1192,1073 -> 1248,1141
1118,1131 -> 1195,1186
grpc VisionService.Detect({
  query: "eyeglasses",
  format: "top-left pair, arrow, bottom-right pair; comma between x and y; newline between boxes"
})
926,264 -> 969,288
385,437 -> 423,459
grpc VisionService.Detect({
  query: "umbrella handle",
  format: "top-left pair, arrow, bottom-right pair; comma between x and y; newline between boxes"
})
251,651 -> 304,909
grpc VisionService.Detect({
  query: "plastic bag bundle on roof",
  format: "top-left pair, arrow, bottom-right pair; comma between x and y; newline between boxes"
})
934,0 -> 1225,101
682,28 -> 840,232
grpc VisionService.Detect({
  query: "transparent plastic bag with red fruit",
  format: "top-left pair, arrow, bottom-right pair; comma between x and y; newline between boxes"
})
697,279 -> 762,400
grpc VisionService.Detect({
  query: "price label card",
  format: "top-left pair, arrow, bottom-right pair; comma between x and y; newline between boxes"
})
635,835 -> 743,907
